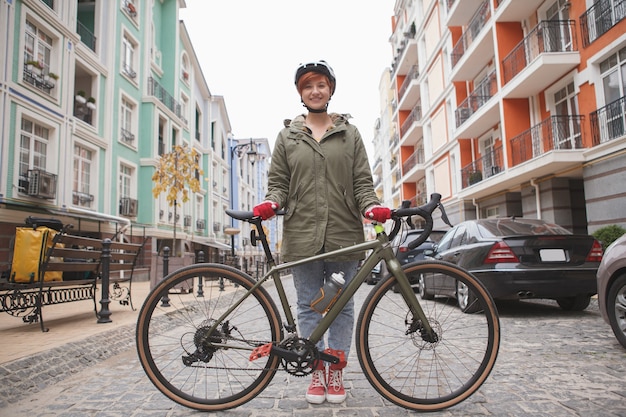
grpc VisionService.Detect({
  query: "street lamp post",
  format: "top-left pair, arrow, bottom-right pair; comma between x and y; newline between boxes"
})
228,138 -> 259,267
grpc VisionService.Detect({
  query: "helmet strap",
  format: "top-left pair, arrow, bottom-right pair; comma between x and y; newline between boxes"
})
301,98 -> 330,113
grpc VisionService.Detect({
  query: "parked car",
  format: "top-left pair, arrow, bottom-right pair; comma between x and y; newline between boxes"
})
367,229 -> 446,286
596,232 -> 626,349
422,218 -> 603,313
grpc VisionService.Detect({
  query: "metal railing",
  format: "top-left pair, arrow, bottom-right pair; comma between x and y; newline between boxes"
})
590,95 -> 626,146
400,102 -> 422,137
460,145 -> 503,188
580,0 -> 626,47
455,70 -> 497,127
398,65 -> 419,102
148,77 -> 183,121
502,20 -> 577,84
76,21 -> 96,52
451,0 -> 490,68
510,115 -> 584,166
401,147 -> 425,176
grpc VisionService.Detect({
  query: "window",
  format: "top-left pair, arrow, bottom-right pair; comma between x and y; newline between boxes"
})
18,117 -> 55,197
599,47 -> 626,140
122,34 -> 137,78
120,164 -> 133,198
553,82 -> 581,149
73,144 -> 94,207
180,94 -> 189,125
23,19 -> 56,94
119,163 -> 138,217
121,97 -> 135,145
181,54 -> 190,82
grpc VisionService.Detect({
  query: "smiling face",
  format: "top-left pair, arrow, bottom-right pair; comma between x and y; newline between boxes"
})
297,73 -> 332,111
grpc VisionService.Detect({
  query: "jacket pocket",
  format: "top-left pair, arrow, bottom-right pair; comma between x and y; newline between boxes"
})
284,183 -> 301,222
340,184 -> 362,223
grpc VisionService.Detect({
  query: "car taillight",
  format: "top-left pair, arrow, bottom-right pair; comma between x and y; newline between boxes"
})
398,247 -> 409,253
484,242 -> 519,264
586,240 -> 603,262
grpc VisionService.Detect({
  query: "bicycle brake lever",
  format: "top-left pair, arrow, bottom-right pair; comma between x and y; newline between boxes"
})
439,203 -> 453,227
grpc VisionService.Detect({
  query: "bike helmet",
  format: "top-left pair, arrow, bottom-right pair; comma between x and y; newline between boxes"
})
294,60 -> 336,95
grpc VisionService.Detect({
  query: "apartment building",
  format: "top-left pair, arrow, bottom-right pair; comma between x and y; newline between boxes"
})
0,0 -> 268,281
379,0 -> 626,233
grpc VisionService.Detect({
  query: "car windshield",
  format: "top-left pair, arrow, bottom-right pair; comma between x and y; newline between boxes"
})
476,219 -> 571,238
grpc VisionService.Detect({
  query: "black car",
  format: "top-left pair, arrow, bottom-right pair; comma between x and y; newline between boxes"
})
367,229 -> 446,286
421,218 -> 603,312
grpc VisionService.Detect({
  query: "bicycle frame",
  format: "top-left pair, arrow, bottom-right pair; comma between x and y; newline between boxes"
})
208,222 -> 436,351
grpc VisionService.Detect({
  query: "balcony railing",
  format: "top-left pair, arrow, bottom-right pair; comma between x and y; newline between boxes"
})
398,65 -> 419,102
455,70 -> 497,127
196,219 -> 206,230
76,21 -> 96,52
401,147 -> 425,175
121,128 -> 135,145
510,115 -> 584,167
148,77 -> 184,122
451,0 -> 490,68
460,145 -> 503,188
580,0 -> 626,48
590,95 -> 626,146
502,20 -> 577,84
400,102 -> 422,138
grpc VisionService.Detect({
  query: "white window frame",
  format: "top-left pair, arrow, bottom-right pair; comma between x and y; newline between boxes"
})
120,95 -> 137,148
121,30 -> 138,81
73,142 -> 96,208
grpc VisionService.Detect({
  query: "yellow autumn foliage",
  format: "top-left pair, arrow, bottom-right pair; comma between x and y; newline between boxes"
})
152,144 -> 204,206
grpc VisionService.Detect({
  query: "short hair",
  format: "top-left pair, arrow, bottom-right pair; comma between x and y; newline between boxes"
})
296,72 -> 333,95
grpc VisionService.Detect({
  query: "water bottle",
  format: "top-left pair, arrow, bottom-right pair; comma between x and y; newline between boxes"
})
311,272 -> 345,314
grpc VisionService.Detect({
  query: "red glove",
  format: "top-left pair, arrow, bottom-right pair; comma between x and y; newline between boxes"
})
253,201 -> 279,220
365,205 -> 391,223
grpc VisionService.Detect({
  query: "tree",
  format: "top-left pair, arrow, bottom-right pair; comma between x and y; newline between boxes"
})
152,144 -> 203,255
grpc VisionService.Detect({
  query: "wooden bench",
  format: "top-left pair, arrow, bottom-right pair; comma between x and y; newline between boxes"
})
0,222 -> 145,332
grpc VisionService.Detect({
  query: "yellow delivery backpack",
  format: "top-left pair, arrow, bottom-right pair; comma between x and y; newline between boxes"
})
11,226 -> 63,283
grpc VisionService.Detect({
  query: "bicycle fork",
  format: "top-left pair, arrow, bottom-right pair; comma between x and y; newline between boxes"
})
385,257 -> 439,343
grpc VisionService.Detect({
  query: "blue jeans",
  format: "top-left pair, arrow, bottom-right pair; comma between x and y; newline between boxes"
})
291,260 -> 359,361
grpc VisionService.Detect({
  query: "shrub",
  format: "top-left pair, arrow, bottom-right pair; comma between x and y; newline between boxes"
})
592,225 -> 626,249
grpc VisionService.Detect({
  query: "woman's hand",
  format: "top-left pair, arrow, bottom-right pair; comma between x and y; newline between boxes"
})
253,201 -> 279,220
365,205 -> 391,223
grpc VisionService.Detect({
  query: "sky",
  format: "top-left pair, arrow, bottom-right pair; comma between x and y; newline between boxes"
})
179,1 -> 395,160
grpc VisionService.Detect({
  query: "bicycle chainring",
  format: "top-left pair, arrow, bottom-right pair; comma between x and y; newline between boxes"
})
278,337 -> 319,377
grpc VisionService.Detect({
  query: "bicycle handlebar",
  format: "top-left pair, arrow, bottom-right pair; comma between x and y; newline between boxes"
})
388,193 -> 453,249
226,193 -> 452,251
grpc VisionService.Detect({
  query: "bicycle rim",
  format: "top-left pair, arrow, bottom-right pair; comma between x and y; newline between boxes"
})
356,261 -> 500,411
136,263 -> 282,411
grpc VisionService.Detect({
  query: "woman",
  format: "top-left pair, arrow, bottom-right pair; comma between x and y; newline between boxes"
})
253,60 -> 390,404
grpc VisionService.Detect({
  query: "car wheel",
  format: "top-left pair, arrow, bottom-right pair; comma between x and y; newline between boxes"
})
456,280 -> 480,313
606,274 -> 626,349
556,295 -> 591,311
419,274 -> 434,300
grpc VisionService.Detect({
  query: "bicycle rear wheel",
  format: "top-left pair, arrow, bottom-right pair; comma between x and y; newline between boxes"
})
136,264 -> 282,411
356,260 -> 500,411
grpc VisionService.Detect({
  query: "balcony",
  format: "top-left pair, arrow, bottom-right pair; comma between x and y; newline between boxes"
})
148,77 -> 186,123
510,115 -> 584,168
76,21 -> 96,52
397,65 -> 419,107
391,37 -> 418,78
446,0 -> 484,26
580,0 -> 626,47
501,20 -> 580,98
454,71 -> 499,138
450,0 -> 493,81
401,146 -> 425,182
494,0 -> 546,22
23,64 -> 56,94
460,145 -> 503,188
590,95 -> 626,146
400,102 -> 422,145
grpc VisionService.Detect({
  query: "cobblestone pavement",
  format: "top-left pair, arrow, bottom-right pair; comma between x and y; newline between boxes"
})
1,276 -> 625,417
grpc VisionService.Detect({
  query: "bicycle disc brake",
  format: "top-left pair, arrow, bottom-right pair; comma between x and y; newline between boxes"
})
182,319 -> 228,366
405,312 -> 441,349
277,337 -> 319,377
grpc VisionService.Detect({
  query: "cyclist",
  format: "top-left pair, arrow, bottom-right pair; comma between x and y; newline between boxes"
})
253,60 -> 390,404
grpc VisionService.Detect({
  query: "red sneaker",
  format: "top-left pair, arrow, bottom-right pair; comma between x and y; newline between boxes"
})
305,369 -> 326,404
326,369 -> 346,403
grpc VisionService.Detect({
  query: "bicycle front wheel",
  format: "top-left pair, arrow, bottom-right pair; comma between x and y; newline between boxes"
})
136,264 -> 283,411
356,260 -> 500,411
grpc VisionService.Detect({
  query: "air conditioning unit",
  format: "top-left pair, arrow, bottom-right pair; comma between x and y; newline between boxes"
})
196,219 -> 206,230
27,170 -> 57,199
120,197 -> 138,216
184,215 -> 192,227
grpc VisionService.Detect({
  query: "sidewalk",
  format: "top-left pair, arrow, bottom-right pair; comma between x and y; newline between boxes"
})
0,280 -> 152,364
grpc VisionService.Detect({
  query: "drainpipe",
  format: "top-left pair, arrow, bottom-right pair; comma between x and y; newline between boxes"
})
530,178 -> 541,219
472,198 -> 479,219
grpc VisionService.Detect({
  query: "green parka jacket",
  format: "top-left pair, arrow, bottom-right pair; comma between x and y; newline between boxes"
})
265,113 -> 380,262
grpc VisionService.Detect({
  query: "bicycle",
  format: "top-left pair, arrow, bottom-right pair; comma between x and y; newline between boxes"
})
136,193 -> 500,412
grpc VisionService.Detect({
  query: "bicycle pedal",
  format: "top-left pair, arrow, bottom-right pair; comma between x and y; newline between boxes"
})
249,343 -> 273,361
318,351 -> 340,364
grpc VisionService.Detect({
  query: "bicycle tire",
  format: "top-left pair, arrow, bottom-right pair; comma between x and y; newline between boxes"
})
356,260 -> 500,411
136,263 -> 283,411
